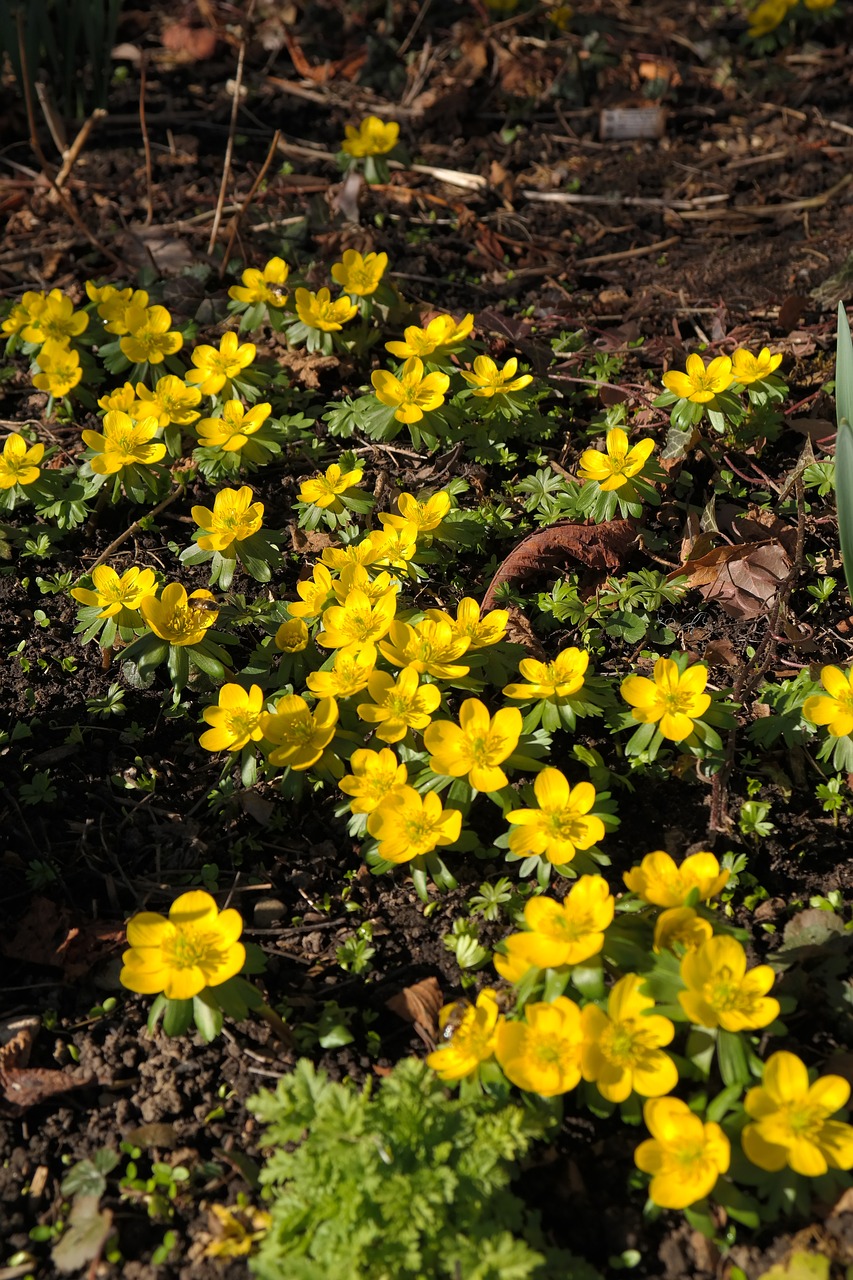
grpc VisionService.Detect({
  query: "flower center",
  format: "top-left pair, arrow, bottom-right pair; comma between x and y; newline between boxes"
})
705,967 -> 744,1011
601,1022 -> 638,1064
161,926 -> 221,971
660,687 -> 694,715
228,710 -> 259,738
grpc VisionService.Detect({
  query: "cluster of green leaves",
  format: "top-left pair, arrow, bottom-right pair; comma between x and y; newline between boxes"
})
248,1057 -> 601,1280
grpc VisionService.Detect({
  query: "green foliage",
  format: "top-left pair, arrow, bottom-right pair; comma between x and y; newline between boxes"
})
1,0 -> 123,119
834,301 -> 853,604
248,1058 -> 601,1280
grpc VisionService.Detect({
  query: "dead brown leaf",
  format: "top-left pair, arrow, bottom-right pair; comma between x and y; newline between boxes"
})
482,520 -> 638,610
0,1022 -> 93,1115
160,22 -> 219,61
385,976 -> 443,1049
673,540 -> 791,620
289,525 -> 334,554
1,896 -> 124,978
504,605 -> 548,660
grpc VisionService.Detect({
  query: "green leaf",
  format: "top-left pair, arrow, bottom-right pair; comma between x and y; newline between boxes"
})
716,1029 -> 750,1086
162,998 -> 193,1036
835,301 -> 853,603
193,991 -> 224,1043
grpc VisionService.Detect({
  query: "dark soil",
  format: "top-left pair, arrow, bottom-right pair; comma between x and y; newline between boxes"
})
1,1 -> 853,1277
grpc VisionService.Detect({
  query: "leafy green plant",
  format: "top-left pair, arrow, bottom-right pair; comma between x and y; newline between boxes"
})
1,0 -> 124,121
248,1058 -> 601,1280
834,301 -> 853,605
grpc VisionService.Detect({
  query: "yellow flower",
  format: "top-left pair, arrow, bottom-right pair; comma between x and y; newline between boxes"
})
199,684 -> 266,753
119,304 -> 184,364
495,997 -> 583,1097
363,526 -> 418,573
803,665 -> 853,737
653,907 -> 715,954
731,347 -> 783,384
260,695 -> 339,770
0,432 -> 44,489
275,619 -> 310,653
460,355 -> 533,397
548,2 -> 573,28
341,115 -> 399,158
621,656 -> 711,742
635,1098 -> 730,1209
623,850 -> 729,907
306,643 -> 376,698
70,565 -> 157,617
133,375 -> 202,427
662,353 -> 734,403
505,768 -> 605,866
31,340 -> 83,398
228,257 -> 290,307
186,332 -> 255,396
578,427 -> 656,491
338,746 -> 408,814
423,699 -> 522,793
140,583 -> 219,646
317,587 -> 398,649
2,300 -> 34,339
330,249 -> 389,297
494,875 -> 615,982
378,490 -> 451,537
679,935 -> 779,1032
424,597 -> 509,649
581,974 -> 678,1104
378,619 -> 471,680
120,889 -> 245,1000
21,288 -> 88,345
322,537 -> 387,574
191,486 -> 264,552
385,313 -> 473,360
204,1202 -> 271,1258
82,411 -> 166,476
289,563 -> 335,621
299,463 -> 365,511
742,1051 -> 853,1177
84,411 -> 153,476
333,565 -> 396,605
366,786 -> 462,862
503,648 -> 589,701
748,0 -> 787,34
371,357 -> 450,424
803,0 -> 835,7
426,990 -> 501,1082
357,665 -> 442,743
98,383 -> 138,414
294,287 -> 357,332
195,401 -> 271,451
98,287 -> 150,335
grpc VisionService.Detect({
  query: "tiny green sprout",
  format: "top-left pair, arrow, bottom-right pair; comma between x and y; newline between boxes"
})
86,683 -> 127,719
805,577 -> 837,612
467,877 -> 516,921
738,799 -> 775,841
815,775 -> 849,824
19,770 -> 57,807
809,890 -> 844,912
443,919 -> 490,971
336,922 -> 376,975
